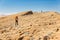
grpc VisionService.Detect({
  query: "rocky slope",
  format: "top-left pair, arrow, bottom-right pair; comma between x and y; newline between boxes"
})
0,11 -> 60,40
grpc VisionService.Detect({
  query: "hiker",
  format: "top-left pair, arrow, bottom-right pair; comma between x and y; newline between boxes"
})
15,16 -> 18,26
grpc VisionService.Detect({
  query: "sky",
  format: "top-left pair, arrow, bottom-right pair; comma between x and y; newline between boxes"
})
0,0 -> 60,15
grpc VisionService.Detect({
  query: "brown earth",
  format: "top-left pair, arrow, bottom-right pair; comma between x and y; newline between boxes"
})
0,11 -> 60,40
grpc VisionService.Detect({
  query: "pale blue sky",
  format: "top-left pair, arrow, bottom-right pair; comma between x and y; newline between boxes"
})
0,0 -> 60,15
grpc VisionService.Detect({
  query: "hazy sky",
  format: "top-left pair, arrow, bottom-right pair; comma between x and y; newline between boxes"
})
0,0 -> 60,15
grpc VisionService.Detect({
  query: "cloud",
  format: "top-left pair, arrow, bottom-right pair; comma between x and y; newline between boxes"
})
0,12 -> 18,16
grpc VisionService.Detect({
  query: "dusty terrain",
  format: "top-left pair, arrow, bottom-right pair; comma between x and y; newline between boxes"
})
0,11 -> 60,40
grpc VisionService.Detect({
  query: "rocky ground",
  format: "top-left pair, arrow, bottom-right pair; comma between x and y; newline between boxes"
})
0,11 -> 60,40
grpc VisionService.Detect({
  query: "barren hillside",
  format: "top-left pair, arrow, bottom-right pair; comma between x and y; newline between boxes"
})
0,11 -> 60,40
